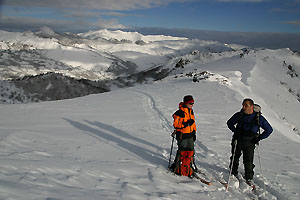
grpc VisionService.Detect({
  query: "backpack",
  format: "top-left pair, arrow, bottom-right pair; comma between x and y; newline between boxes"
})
174,150 -> 194,176
254,104 -> 261,114
253,104 -> 261,133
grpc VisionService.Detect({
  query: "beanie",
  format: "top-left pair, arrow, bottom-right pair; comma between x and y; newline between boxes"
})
183,95 -> 194,104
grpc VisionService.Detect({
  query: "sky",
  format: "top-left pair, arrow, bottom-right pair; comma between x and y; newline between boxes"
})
0,0 -> 300,33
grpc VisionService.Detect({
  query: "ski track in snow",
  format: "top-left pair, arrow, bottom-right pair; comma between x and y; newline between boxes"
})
130,89 -> 173,133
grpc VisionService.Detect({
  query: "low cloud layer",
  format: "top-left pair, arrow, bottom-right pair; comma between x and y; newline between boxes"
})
3,0 -> 186,10
134,27 -> 300,52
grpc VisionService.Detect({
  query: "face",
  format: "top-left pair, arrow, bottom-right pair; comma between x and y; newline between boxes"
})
187,103 -> 194,109
242,101 -> 254,114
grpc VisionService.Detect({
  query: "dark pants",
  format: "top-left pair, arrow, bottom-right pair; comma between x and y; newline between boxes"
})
230,138 -> 255,180
177,137 -> 194,151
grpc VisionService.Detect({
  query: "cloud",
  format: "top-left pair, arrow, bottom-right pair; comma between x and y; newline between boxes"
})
134,27 -> 300,52
271,8 -> 288,12
216,0 -> 268,2
0,15 -> 74,31
0,15 -> 126,32
102,11 -> 141,17
3,0 -> 188,10
1,0 -> 187,31
95,18 -> 127,29
285,20 -> 300,25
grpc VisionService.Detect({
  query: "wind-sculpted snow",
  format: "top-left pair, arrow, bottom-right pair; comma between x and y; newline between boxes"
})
1,81 -> 300,199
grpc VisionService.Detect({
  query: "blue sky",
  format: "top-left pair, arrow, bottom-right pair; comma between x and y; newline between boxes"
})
0,0 -> 300,33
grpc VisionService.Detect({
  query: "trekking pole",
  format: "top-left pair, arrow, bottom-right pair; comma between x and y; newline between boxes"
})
227,139 -> 238,191
168,131 -> 176,169
256,120 -> 266,194
193,156 -> 199,173
257,145 -> 266,194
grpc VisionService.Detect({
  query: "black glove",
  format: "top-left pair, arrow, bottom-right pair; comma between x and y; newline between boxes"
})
187,119 -> 195,126
193,134 -> 196,141
176,131 -> 182,141
183,119 -> 195,127
251,137 -> 260,144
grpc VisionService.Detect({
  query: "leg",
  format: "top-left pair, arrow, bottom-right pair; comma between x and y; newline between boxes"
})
171,139 -> 182,170
174,138 -> 194,175
243,143 -> 256,180
229,140 -> 242,175
173,138 -> 189,171
178,137 -> 194,151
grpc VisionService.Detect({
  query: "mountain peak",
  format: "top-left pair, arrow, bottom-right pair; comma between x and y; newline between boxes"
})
35,26 -> 56,37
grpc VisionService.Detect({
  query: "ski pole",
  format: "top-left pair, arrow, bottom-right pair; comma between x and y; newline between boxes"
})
168,131 -> 176,169
193,156 -> 199,173
227,139 -> 238,190
257,145 -> 266,194
256,119 -> 266,194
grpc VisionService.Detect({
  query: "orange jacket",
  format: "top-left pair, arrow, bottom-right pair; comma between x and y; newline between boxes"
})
173,102 -> 197,138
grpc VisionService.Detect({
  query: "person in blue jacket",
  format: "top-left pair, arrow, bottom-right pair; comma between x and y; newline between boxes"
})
227,98 -> 273,184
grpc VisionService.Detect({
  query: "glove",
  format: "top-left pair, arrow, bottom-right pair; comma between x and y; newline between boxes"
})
176,131 -> 182,141
171,130 -> 176,137
193,134 -> 196,141
187,119 -> 195,126
251,137 -> 260,144
183,119 -> 195,127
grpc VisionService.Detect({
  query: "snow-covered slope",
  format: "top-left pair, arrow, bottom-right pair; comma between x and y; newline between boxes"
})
163,47 -> 300,142
0,71 -> 299,199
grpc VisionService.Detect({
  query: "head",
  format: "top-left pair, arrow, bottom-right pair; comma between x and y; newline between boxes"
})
242,98 -> 254,114
183,95 -> 194,109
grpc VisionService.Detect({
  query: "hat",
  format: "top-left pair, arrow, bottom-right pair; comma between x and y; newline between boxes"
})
183,95 -> 194,104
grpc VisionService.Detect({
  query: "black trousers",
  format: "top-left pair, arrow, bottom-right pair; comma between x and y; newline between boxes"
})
230,138 -> 256,180
177,137 -> 194,151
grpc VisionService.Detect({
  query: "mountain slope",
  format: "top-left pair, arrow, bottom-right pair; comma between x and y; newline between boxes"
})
0,73 -> 299,199
161,48 -> 300,142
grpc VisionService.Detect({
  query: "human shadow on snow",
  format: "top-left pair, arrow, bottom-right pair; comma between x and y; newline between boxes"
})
63,118 -> 167,166
86,120 -> 164,152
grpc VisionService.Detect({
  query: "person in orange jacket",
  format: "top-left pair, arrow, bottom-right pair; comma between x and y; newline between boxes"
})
170,95 -> 197,173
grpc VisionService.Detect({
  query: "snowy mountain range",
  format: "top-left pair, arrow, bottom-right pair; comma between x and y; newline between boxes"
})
0,27 -> 233,102
0,27 -> 300,199
1,27 -> 225,80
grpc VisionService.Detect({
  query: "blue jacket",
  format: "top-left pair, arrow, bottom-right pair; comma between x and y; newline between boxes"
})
227,111 -> 273,140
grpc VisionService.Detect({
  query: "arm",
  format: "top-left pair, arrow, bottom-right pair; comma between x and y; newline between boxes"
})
173,110 -> 185,130
258,115 -> 273,140
173,115 -> 184,130
227,112 -> 240,133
